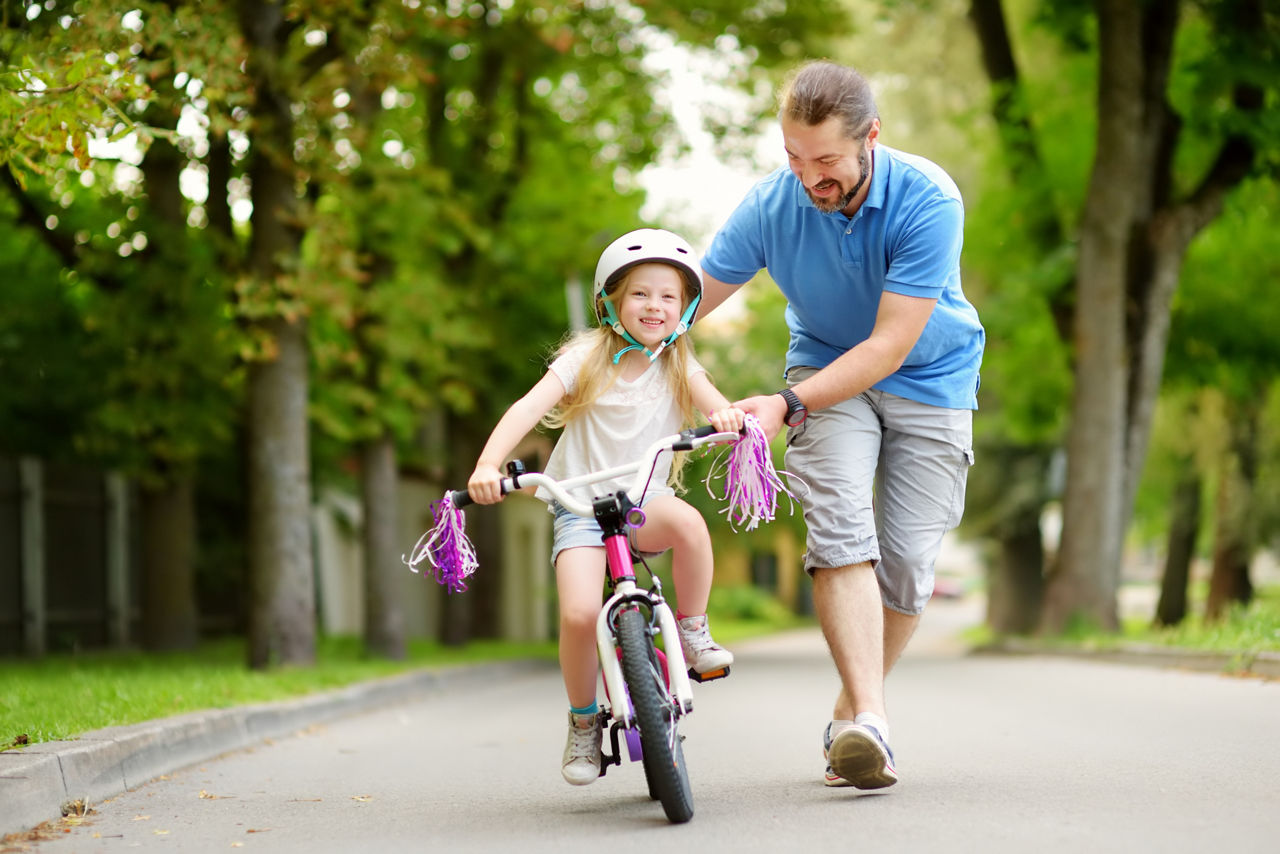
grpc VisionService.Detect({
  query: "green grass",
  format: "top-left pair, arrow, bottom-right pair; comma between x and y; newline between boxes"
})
0,636 -> 558,747
966,585 -> 1280,655
0,606 -> 806,749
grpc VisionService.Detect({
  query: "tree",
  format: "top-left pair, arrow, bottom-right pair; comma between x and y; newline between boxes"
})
967,0 -> 1279,633
3,2 -> 239,652
1161,177 -> 1280,621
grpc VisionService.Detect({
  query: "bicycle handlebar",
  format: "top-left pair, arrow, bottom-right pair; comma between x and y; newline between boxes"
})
447,424 -> 739,518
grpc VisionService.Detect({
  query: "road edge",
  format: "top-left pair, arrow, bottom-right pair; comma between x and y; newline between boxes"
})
0,658 -> 555,840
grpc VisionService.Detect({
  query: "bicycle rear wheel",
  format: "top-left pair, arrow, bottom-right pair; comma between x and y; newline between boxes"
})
617,606 -> 693,823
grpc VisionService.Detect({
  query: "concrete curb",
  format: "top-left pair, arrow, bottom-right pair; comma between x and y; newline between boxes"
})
974,639 -> 1280,679
0,658 -> 555,839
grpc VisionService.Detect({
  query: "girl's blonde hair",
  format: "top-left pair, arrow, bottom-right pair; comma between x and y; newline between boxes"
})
541,265 -> 704,487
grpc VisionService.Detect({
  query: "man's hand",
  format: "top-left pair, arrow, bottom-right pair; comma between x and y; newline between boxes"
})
734,393 -> 789,441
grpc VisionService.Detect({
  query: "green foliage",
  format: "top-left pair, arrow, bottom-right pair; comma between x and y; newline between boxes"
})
1,3 -> 150,179
707,584 -> 795,623
1167,177 -> 1280,399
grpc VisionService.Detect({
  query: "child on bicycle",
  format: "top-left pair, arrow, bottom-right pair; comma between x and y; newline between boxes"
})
466,228 -> 745,786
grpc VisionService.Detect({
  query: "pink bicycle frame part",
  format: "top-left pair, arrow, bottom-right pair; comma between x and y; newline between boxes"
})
604,532 -> 633,582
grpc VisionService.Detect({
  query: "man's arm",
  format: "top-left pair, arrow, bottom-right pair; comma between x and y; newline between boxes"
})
734,290 -> 938,438
696,269 -> 742,319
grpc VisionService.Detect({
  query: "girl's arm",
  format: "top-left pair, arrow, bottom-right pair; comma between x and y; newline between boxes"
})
467,370 -> 567,504
690,371 -> 746,433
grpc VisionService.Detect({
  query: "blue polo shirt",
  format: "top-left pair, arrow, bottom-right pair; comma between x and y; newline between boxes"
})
702,144 -> 984,410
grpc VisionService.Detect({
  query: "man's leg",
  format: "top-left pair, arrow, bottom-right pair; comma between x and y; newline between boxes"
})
813,561 -> 885,721
816,561 -> 901,790
828,604 -> 920,720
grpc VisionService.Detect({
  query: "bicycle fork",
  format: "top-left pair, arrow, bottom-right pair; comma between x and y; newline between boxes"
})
596,580 -> 696,728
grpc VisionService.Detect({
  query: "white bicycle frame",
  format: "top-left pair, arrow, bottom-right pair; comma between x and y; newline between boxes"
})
486,427 -> 738,729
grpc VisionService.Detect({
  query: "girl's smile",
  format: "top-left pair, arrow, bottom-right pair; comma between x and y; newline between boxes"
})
617,263 -> 687,349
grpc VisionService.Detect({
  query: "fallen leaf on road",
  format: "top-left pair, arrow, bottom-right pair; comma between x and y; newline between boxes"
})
351,795 -> 372,802
132,815 -> 151,821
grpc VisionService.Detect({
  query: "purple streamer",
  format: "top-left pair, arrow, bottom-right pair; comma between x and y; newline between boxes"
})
705,415 -> 802,532
402,496 -> 478,593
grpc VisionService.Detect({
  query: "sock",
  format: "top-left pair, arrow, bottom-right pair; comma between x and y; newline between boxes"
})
570,701 -> 598,718
854,712 -> 890,743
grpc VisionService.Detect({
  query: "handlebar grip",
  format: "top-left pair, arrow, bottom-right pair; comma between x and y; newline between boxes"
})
445,488 -> 474,508
688,424 -> 719,439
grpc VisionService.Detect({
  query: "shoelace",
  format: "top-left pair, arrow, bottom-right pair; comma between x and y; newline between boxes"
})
680,622 -> 721,653
566,722 -> 598,762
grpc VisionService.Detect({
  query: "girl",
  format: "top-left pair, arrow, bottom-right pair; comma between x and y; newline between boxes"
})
466,228 -> 745,786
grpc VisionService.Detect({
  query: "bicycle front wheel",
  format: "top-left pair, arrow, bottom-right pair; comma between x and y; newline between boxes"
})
616,606 -> 693,823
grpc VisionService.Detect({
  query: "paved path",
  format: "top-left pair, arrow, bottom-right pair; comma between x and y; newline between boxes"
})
8,598 -> 1279,852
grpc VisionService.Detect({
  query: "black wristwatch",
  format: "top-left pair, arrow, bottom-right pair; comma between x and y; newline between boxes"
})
777,388 -> 808,427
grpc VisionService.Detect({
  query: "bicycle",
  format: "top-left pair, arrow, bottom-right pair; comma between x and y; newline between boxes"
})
437,424 -> 739,824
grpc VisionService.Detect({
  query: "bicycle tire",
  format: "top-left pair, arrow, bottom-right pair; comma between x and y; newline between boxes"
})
617,606 -> 693,823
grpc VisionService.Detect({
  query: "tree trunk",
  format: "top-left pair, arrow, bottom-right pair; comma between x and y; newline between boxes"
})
240,0 -> 316,668
1153,465 -> 1200,627
361,432 -> 406,659
1205,402 -> 1258,621
1041,0 -> 1145,634
985,506 -> 1044,635
138,478 -> 199,650
246,316 -> 315,667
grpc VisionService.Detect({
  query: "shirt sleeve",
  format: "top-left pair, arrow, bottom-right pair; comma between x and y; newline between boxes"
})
547,340 -> 587,395
884,195 -> 963,299
685,351 -> 707,380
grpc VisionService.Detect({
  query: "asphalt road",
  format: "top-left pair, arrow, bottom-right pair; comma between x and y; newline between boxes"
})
21,598 -> 1279,853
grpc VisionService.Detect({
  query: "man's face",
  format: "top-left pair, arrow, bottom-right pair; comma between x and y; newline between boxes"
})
782,116 -> 879,215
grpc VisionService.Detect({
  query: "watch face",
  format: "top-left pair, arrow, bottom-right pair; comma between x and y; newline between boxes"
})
785,408 -> 806,426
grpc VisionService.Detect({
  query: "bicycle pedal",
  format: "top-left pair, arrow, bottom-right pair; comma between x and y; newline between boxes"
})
687,665 -> 730,683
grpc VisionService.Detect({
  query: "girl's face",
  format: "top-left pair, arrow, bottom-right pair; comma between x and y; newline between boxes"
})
615,263 -> 687,349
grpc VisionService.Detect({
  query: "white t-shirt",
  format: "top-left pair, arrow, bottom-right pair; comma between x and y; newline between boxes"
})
537,340 -> 705,508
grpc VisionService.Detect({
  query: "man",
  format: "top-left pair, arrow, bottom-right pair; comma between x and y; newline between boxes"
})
698,60 -> 984,789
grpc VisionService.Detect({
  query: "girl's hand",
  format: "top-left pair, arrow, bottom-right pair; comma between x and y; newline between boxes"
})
733,394 -> 786,441
467,462 -> 505,505
708,406 -> 747,434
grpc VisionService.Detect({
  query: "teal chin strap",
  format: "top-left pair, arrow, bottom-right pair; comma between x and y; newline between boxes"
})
604,295 -> 702,365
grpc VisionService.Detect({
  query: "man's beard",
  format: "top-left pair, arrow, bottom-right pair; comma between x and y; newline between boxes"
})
808,146 -> 872,214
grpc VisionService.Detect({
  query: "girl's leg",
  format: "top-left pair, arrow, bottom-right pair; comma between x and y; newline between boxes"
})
630,495 -> 713,615
631,496 -> 733,674
555,546 -> 607,708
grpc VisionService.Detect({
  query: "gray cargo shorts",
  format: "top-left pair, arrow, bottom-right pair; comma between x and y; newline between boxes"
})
784,368 -> 974,615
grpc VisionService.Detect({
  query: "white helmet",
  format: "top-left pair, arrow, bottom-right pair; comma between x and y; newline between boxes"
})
592,228 -> 703,363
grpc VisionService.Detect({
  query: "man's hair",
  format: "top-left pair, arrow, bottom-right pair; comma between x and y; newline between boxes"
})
778,61 -> 879,140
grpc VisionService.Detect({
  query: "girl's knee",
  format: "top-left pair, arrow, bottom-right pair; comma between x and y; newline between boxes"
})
559,604 -> 596,636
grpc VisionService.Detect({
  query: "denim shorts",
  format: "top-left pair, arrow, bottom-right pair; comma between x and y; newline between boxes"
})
784,368 -> 974,615
549,501 -> 663,567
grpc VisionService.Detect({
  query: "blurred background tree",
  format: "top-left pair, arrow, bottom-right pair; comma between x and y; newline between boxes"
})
4,0 -> 1278,665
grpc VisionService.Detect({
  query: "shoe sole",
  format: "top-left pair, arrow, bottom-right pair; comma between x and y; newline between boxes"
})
824,768 -> 856,787
827,729 -> 898,790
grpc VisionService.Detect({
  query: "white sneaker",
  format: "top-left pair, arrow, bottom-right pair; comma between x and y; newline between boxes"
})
677,615 -> 734,674
823,720 -> 898,789
561,711 -> 602,786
